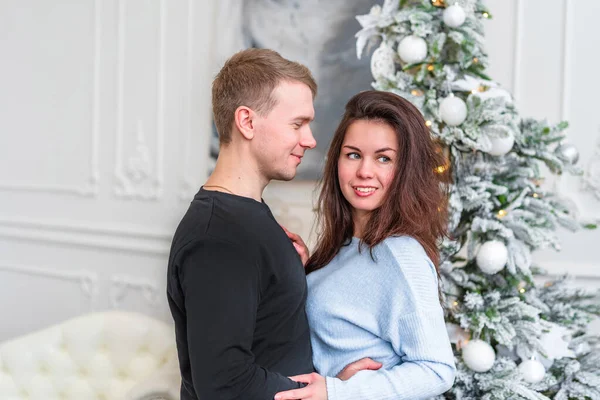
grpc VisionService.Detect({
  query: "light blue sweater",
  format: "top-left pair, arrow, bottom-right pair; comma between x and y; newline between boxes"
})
306,236 -> 456,400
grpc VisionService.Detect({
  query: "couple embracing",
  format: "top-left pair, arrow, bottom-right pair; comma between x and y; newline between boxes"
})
167,48 -> 456,400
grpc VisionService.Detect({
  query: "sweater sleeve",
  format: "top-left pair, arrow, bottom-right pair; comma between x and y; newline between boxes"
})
325,237 -> 456,400
180,237 -> 303,400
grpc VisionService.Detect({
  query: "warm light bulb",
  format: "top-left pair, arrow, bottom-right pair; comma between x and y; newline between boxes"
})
427,64 -> 435,71
519,288 -> 526,294
473,57 -> 479,64
483,12 -> 490,18
425,120 -> 433,127
497,209 -> 507,218
532,193 -> 539,198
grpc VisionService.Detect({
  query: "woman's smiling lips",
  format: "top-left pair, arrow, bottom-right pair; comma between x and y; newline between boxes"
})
352,186 -> 378,197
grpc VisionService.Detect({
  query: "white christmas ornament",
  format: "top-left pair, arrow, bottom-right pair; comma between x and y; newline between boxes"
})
370,43 -> 396,80
439,96 -> 467,126
476,240 -> 508,274
518,359 -> 546,383
443,4 -> 466,28
487,134 -> 515,156
451,75 -> 513,104
462,339 -> 496,372
398,35 -> 428,64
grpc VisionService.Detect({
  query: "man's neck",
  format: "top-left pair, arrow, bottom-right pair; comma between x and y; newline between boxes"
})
204,151 -> 268,202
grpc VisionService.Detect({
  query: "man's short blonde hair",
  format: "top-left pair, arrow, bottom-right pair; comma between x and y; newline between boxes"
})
212,48 -> 317,145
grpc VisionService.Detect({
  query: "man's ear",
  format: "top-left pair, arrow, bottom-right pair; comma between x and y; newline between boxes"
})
234,106 -> 255,140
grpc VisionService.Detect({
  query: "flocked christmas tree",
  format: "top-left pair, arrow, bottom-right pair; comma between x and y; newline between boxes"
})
355,1 -> 600,398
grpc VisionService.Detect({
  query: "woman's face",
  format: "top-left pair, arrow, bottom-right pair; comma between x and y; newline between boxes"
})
337,120 -> 398,220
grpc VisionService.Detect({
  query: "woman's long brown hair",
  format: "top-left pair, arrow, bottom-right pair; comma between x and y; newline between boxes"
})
306,90 -> 450,275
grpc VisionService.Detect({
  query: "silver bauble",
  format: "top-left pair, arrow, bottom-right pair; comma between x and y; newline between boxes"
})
555,143 -> 579,165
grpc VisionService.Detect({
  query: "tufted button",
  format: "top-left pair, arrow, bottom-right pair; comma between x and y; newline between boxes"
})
57,390 -> 67,399
137,344 -> 149,354
118,369 -> 129,380
98,394 -> 107,400
19,389 -> 29,398
38,362 -> 50,375
78,366 -> 88,377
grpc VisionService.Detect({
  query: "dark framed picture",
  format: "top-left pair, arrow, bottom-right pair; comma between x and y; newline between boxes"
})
210,0 -> 375,179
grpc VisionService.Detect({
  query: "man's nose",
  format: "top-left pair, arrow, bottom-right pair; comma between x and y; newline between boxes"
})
300,125 -> 317,149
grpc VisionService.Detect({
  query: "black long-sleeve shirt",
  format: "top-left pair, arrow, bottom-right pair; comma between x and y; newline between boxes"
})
167,188 -> 314,400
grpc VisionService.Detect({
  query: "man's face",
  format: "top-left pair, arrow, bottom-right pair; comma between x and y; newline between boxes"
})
252,81 -> 316,181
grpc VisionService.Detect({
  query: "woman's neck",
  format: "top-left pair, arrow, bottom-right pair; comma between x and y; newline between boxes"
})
352,210 -> 371,238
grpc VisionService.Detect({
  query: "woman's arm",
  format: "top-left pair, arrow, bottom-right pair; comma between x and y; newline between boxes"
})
325,237 -> 456,400
325,308 -> 456,400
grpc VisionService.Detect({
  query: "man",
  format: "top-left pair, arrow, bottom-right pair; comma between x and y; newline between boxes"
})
167,48 -> 379,400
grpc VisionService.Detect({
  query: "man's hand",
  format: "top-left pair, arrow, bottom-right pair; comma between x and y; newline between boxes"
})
336,357 -> 383,381
281,225 -> 309,267
274,372 -> 327,400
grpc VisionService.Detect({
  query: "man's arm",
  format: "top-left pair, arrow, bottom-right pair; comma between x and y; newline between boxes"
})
181,237 -> 303,399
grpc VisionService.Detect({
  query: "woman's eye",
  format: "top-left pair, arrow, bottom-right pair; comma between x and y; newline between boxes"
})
378,156 -> 391,163
347,153 -> 360,160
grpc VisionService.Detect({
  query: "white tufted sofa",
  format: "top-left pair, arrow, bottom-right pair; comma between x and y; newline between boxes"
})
0,311 -> 180,400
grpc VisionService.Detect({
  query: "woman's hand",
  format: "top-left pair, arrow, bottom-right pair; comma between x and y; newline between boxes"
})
274,372 -> 327,400
281,225 -> 310,267
336,357 -> 383,380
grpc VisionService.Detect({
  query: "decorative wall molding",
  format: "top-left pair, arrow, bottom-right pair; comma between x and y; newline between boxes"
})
179,0 -> 213,201
0,264 -> 98,309
582,134 -> 600,201
511,0 -> 524,100
180,0 -> 198,201
560,0 -> 573,121
0,0 -> 100,198
109,275 -> 161,309
0,216 -> 171,255
114,0 -> 166,200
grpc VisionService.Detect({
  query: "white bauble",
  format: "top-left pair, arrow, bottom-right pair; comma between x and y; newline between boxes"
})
443,4 -> 466,27
462,339 -> 496,372
487,134 -> 515,156
518,359 -> 546,383
476,240 -> 508,274
398,35 -> 428,64
439,96 -> 467,126
370,43 -> 396,80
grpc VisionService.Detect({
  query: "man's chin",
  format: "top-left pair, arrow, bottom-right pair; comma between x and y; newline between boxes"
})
271,170 -> 297,182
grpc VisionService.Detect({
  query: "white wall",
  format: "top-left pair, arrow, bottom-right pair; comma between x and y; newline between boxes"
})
0,0 -> 598,342
0,0 -> 216,341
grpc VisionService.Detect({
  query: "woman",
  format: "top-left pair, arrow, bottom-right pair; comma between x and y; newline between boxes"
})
275,91 -> 456,400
